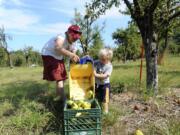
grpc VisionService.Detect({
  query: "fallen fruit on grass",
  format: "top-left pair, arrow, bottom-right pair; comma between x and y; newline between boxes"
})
135,129 -> 144,135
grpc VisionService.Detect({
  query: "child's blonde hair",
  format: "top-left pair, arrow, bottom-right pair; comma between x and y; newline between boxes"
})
99,48 -> 113,60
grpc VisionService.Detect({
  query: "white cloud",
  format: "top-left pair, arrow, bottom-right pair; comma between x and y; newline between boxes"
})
0,4 -> 71,35
0,0 -> 4,5
52,0 -> 127,20
34,23 -> 71,35
99,3 -> 126,19
51,0 -> 89,16
101,6 -> 122,19
10,0 -> 24,6
0,0 -> 24,6
0,7 -> 39,30
8,23 -> 71,36
52,8 -> 75,17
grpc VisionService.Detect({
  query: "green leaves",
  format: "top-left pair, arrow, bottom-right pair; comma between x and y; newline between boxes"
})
112,22 -> 141,61
71,8 -> 105,54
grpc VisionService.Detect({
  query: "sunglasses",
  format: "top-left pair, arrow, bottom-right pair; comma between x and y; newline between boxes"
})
70,29 -> 82,35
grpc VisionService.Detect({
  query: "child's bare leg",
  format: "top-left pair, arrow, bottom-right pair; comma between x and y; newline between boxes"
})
102,87 -> 109,114
102,102 -> 109,114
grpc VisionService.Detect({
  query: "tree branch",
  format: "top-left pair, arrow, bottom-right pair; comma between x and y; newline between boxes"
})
168,10 -> 180,22
149,0 -> 160,13
133,0 -> 141,17
123,0 -> 135,18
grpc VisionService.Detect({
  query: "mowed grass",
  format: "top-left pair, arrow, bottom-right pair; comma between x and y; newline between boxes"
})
111,55 -> 180,92
0,55 -> 179,134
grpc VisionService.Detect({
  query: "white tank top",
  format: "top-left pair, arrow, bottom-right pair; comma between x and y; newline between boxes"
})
41,35 -> 76,60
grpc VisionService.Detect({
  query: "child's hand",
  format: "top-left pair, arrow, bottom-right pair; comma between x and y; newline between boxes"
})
94,70 -> 109,79
94,70 -> 97,77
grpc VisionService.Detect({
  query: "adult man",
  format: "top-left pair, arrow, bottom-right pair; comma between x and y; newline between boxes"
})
41,25 -> 82,102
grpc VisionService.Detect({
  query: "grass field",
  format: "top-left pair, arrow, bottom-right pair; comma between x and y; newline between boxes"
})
0,55 -> 179,134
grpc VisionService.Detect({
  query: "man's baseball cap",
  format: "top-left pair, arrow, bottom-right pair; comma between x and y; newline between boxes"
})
67,25 -> 82,40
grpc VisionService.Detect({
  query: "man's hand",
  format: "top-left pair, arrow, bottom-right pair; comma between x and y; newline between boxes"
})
70,54 -> 80,63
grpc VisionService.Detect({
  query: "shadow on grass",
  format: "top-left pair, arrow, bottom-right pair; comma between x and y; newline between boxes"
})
0,80 -> 64,134
113,64 -> 144,70
159,70 -> 180,76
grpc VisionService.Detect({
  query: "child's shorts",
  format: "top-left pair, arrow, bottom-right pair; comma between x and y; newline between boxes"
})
95,83 -> 111,103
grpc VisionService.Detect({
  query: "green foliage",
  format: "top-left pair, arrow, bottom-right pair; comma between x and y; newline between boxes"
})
30,50 -> 43,66
111,82 -> 126,93
89,28 -> 104,59
169,42 -> 180,55
112,22 -> 141,62
10,99 -> 53,130
12,51 -> 26,66
0,46 -> 42,67
148,118 -> 180,135
173,26 -> 180,44
0,100 -> 14,117
0,47 -> 7,66
102,106 -> 120,127
158,26 -> 180,55
71,9 -> 105,54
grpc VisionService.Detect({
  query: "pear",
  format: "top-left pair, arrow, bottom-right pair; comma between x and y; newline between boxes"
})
67,100 -> 74,106
76,100 -> 84,107
86,90 -> 94,99
135,129 -> 144,135
82,102 -> 91,109
71,103 -> 78,110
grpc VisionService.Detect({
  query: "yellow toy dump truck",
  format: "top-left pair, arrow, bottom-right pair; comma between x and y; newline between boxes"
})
63,63 -> 101,135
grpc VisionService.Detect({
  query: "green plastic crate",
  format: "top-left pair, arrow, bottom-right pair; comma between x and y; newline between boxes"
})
63,99 -> 101,135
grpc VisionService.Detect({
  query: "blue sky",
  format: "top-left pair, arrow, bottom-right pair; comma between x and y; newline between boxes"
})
0,0 -> 130,52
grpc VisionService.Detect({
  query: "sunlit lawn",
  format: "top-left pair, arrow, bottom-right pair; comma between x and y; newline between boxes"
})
0,55 -> 179,134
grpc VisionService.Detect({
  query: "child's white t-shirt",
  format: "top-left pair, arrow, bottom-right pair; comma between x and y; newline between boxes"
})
94,60 -> 113,85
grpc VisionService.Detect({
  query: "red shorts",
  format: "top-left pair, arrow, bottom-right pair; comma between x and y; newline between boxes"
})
42,55 -> 67,81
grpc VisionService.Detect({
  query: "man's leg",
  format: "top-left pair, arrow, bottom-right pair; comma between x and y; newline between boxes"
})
54,80 -> 66,101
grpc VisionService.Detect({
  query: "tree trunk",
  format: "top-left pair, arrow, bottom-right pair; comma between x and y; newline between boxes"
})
123,45 -> 127,63
143,33 -> 158,95
158,29 -> 168,65
25,55 -> 29,66
136,11 -> 159,95
5,49 -> 13,68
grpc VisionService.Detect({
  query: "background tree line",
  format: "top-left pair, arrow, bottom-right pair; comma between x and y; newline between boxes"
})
0,46 -> 42,67
0,22 -> 179,67
113,22 -> 180,63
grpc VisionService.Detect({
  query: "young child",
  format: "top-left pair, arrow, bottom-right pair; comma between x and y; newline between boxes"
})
94,48 -> 113,114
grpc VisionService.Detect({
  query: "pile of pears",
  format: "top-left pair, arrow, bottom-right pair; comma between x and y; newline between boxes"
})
67,90 -> 94,110
67,100 -> 91,110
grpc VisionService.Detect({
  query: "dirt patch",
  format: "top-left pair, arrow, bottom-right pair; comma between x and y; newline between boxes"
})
103,88 -> 180,135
